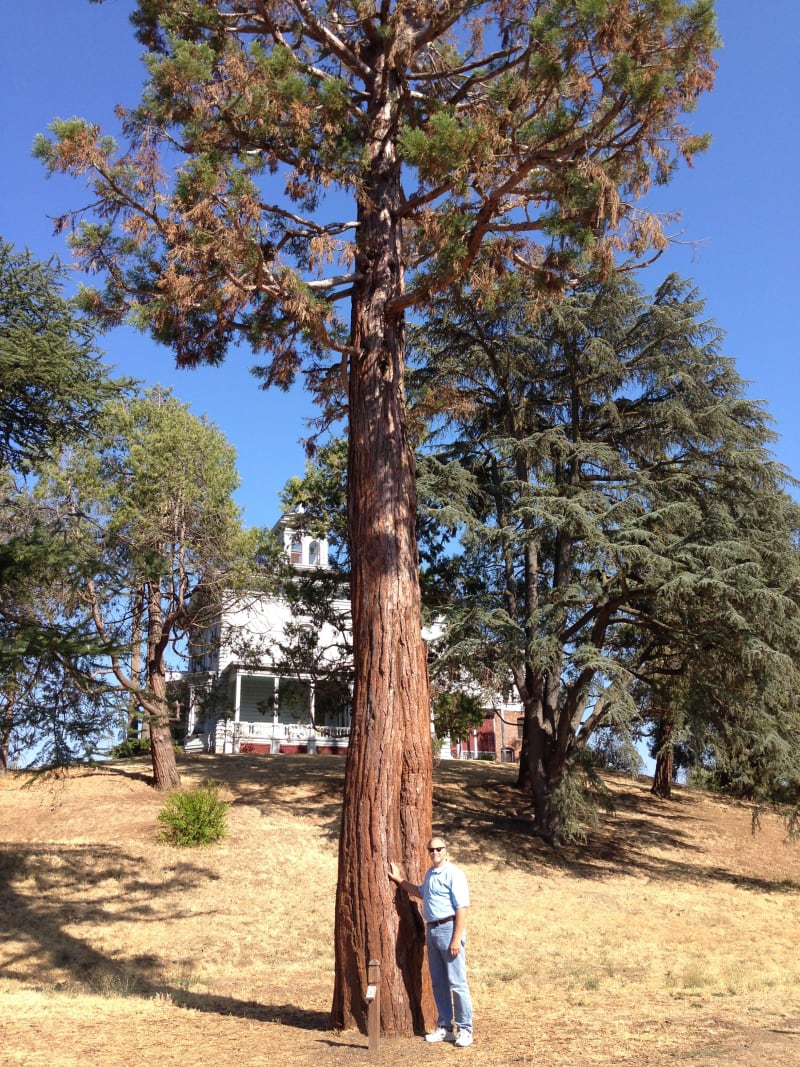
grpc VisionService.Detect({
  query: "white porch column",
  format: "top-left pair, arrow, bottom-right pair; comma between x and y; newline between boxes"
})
308,681 -> 317,755
271,677 -> 281,753
233,670 -> 242,754
186,684 -> 197,736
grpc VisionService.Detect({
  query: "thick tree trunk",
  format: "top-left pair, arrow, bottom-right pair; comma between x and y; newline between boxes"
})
513,663 -> 568,842
651,714 -> 675,799
146,587 -> 181,791
331,78 -> 434,1035
521,685 -> 571,845
651,746 -> 673,798
526,718 -> 565,844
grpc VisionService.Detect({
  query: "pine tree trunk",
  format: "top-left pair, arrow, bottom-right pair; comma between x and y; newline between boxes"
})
146,586 -> 181,792
331,89 -> 434,1036
522,689 -> 571,845
149,714 -> 180,791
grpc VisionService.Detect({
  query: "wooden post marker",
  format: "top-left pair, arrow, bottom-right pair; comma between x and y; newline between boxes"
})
366,958 -> 380,1052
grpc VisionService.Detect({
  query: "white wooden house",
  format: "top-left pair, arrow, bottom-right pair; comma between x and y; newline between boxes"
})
182,512 -> 523,762
182,516 -> 353,755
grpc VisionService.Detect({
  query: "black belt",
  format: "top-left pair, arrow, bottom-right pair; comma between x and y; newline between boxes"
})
427,915 -> 455,927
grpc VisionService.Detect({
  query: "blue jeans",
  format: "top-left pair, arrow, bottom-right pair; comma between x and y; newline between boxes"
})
426,921 -> 473,1034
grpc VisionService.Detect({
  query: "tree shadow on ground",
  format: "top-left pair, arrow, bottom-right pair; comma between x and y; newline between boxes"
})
178,752 -> 347,841
88,753 -> 346,839
0,840 -> 331,1030
432,761 -> 800,894
158,995 -> 330,1028
88,763 -> 155,786
100,753 -> 800,894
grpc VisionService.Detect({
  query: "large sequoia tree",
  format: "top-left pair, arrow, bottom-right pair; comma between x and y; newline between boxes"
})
36,0 -> 718,1033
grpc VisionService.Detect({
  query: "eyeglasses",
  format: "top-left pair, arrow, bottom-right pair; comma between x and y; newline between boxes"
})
428,846 -> 445,853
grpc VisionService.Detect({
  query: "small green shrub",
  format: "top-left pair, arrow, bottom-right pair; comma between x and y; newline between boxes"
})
110,734 -> 182,759
157,780 -> 229,847
110,735 -> 151,759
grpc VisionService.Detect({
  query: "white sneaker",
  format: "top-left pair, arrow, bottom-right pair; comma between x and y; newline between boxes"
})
454,1030 -> 474,1047
425,1027 -> 456,1043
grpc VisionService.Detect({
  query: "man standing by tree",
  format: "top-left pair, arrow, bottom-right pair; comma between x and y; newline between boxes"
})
390,837 -> 474,1047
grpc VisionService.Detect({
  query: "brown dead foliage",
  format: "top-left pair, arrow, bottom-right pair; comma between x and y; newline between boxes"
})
2,754 -> 800,1066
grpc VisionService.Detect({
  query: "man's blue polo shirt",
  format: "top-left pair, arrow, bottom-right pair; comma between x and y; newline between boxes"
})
420,861 -> 470,922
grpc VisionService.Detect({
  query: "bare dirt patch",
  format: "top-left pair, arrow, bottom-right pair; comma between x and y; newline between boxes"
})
2,755 -> 800,1065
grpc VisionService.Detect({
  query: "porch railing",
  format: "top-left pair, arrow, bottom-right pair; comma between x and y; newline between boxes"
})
209,719 -> 351,753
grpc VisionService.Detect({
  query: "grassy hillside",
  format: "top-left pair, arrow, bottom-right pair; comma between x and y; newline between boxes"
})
2,755 -> 800,1066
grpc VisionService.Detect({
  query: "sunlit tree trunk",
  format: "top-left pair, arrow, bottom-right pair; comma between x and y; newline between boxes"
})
145,582 -> 180,791
331,82 -> 434,1035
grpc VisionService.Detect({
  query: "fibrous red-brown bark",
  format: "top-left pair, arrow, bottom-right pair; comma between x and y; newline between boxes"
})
330,68 -> 434,1034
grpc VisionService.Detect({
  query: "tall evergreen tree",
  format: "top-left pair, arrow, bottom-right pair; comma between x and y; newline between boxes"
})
35,0 -> 718,1031
35,388 -> 266,790
412,272 -> 800,841
644,486 -> 800,806
0,241 -> 129,772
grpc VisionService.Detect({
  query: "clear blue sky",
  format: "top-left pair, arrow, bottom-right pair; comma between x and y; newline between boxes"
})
3,1 -> 799,528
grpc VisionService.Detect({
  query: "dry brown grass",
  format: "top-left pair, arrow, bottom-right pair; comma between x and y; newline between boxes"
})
2,754 -> 800,1066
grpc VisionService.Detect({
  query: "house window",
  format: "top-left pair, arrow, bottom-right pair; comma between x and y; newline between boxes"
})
290,537 -> 303,565
308,540 -> 320,566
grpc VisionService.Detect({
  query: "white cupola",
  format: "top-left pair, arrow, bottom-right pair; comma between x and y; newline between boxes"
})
273,506 -> 329,570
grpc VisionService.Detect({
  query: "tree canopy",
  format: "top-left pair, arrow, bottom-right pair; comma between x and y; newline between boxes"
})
35,2 -> 718,380
0,240 -> 123,474
0,482 -> 124,773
